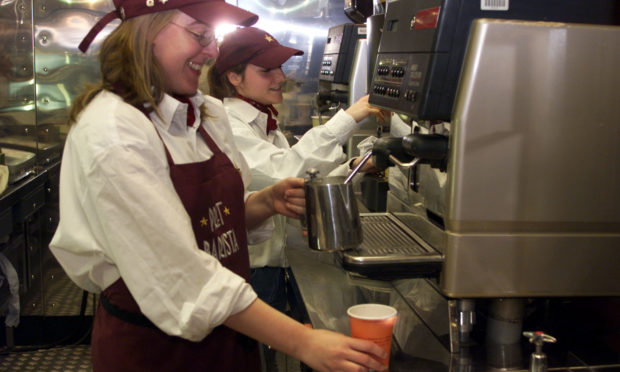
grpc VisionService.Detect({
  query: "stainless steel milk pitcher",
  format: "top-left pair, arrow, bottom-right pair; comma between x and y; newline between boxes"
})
304,168 -> 363,251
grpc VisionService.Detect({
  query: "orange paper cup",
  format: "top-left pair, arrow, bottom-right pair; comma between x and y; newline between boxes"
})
347,303 -> 397,369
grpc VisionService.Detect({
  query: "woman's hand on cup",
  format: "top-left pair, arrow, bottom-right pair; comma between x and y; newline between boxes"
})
298,328 -> 387,372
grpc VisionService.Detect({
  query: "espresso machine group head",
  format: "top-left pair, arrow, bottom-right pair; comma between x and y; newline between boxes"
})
371,132 -> 449,172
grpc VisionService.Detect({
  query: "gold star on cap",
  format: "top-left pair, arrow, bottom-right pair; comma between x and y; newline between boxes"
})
223,207 -> 231,216
265,35 -> 273,43
200,217 -> 208,226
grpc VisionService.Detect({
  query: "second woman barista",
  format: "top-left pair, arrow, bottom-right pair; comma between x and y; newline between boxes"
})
208,26 -> 388,370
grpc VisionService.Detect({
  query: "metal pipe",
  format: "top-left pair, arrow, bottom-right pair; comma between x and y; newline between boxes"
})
344,150 -> 372,184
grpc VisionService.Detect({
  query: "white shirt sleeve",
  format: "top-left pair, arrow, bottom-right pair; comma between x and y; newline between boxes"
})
225,98 -> 359,190
50,92 -> 257,341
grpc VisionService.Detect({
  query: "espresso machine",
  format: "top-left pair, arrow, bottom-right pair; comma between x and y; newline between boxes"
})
317,22 -> 385,136
316,23 -> 367,116
338,0 -> 620,366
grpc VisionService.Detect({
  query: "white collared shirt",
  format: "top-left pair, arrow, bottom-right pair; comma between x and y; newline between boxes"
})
50,90 -> 266,341
223,97 -> 357,267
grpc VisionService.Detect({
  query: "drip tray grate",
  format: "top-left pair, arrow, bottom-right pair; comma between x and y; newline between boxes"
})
340,213 -> 443,279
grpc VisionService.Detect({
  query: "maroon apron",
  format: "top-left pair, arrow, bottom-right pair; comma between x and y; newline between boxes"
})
91,125 -> 260,371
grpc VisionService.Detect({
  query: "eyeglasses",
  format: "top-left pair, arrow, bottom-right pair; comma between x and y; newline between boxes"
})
170,22 -> 216,47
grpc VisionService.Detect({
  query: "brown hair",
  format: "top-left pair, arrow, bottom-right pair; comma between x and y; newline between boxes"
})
206,62 -> 246,100
69,10 -> 206,124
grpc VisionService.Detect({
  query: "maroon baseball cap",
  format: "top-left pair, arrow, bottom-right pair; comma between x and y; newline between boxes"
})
78,0 -> 258,53
215,27 -> 304,74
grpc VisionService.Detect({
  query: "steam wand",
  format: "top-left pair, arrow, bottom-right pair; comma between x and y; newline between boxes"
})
344,150 -> 373,184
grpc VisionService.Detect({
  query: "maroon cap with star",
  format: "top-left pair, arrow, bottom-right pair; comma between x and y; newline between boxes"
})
78,0 -> 258,53
215,27 -> 304,74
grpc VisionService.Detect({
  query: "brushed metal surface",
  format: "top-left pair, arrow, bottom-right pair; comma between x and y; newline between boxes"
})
438,20 -> 620,297
305,175 -> 363,251
341,213 -> 441,264
448,20 -> 620,231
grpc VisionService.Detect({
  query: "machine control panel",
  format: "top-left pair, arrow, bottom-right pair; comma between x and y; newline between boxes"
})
368,0 -> 618,120
320,23 -> 366,84
371,54 -> 430,115
319,56 -> 337,77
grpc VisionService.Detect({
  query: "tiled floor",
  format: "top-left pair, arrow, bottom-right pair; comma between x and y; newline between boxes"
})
0,345 -> 302,371
0,345 -> 91,372
2,263 -> 304,371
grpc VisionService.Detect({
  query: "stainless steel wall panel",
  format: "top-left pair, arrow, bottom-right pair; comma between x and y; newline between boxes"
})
1,0 -> 113,323
32,0 -> 116,127
1,0 -> 35,128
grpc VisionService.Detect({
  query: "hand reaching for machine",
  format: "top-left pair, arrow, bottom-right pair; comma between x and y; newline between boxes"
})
345,95 -> 391,124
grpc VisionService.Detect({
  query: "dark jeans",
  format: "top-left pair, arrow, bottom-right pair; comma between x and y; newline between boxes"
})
250,267 -> 305,321
250,267 -> 307,372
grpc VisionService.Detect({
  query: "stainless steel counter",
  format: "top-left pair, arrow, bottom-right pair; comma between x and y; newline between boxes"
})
286,223 -> 460,371
285,223 -> 620,372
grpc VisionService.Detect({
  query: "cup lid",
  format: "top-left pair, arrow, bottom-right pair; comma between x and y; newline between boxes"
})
347,303 -> 397,320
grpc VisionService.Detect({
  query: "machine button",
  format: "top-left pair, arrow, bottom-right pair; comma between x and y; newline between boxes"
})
374,85 -> 387,95
391,67 -> 405,77
388,88 -> 400,97
378,66 -> 391,75
404,90 -> 417,101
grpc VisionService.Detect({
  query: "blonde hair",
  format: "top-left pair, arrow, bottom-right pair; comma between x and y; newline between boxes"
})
69,10 -> 206,124
206,63 -> 247,100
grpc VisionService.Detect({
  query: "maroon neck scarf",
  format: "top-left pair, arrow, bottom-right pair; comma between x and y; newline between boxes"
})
235,94 -> 278,134
173,95 -> 196,127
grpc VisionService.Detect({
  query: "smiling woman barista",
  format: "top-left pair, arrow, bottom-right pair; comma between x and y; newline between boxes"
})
48,0 -> 387,371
